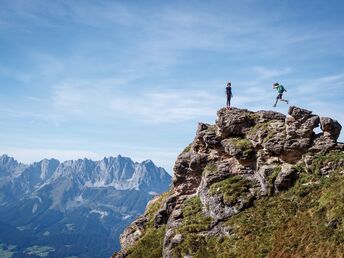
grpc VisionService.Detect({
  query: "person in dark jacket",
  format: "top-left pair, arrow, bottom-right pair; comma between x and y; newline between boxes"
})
226,82 -> 232,109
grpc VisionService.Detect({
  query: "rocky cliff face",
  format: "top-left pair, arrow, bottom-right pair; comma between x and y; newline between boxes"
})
114,106 -> 344,258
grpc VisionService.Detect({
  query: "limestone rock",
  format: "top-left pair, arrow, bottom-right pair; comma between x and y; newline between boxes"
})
256,110 -> 286,121
282,106 -> 320,163
274,165 -> 298,192
320,117 -> 342,141
113,215 -> 147,258
216,108 -> 255,137
114,106 -> 343,258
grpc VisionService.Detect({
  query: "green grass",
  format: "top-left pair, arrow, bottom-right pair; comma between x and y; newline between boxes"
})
229,138 -> 254,157
311,150 -> 344,175
267,166 -> 281,196
202,162 -> 218,176
145,191 -> 170,226
124,151 -> 344,258
247,113 -> 259,121
204,171 -> 344,257
209,175 -> 253,205
125,191 -> 170,258
127,226 -> 166,258
248,122 -> 270,136
247,121 -> 286,144
173,196 -> 213,257
179,196 -> 212,233
168,153 -> 343,257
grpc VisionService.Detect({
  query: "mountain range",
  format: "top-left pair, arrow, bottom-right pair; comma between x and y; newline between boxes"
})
0,155 -> 171,258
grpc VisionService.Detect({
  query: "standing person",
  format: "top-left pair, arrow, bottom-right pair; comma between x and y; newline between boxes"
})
226,82 -> 232,109
272,82 -> 289,107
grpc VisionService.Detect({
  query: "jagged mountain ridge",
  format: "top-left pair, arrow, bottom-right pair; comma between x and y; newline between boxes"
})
114,106 -> 344,258
0,155 -> 171,258
0,155 -> 169,191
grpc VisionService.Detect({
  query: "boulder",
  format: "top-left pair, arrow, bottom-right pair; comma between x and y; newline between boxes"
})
221,138 -> 255,161
274,165 -> 298,192
288,106 -> 313,120
216,108 -> 256,137
320,117 -> 342,141
282,106 -> 320,162
118,215 -> 147,251
256,110 -> 286,121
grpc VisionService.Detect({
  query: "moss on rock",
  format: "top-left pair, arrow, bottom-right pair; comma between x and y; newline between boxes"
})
173,196 -> 213,257
311,150 -> 344,175
202,162 -> 218,176
206,172 -> 344,257
126,226 -> 166,258
229,138 -> 254,158
267,166 -> 281,196
209,175 -> 253,205
125,192 -> 170,258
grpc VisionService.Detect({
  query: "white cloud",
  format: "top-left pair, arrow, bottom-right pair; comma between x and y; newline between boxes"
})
0,0 -> 134,28
2,1 -> 343,173
252,66 -> 292,79
110,89 -> 221,123
296,73 -> 344,94
50,79 -> 222,124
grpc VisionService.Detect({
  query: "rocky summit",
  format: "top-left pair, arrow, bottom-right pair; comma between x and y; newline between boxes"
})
113,106 -> 344,258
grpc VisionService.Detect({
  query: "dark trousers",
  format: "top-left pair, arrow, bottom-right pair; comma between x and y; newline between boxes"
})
274,93 -> 288,106
226,95 -> 231,107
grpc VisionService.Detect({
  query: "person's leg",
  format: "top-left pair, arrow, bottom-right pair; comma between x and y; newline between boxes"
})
280,98 -> 289,104
273,95 -> 280,107
227,96 -> 231,109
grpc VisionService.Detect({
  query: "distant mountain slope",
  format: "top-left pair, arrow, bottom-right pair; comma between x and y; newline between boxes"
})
0,155 -> 171,258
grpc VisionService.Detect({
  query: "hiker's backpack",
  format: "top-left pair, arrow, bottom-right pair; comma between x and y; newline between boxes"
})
279,85 -> 286,93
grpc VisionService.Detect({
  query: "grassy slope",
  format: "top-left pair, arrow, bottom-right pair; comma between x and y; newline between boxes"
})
125,150 -> 344,258
125,192 -> 169,258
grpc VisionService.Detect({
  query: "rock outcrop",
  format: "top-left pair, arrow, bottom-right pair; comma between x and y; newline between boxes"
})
113,106 -> 344,258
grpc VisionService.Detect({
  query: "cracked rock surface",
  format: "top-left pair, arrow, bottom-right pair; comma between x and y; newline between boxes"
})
113,106 -> 343,258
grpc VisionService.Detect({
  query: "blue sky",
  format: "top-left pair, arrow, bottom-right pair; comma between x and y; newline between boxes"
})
0,0 -> 343,173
